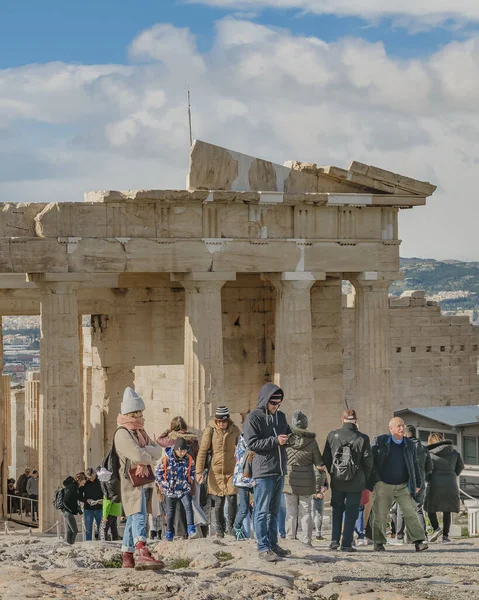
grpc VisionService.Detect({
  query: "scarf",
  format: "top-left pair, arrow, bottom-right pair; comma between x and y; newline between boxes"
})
117,414 -> 148,448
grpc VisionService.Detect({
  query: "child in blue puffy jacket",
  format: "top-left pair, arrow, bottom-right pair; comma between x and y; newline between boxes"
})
156,437 -> 198,541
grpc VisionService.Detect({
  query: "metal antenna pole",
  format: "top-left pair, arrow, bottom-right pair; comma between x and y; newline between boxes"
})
187,85 -> 193,148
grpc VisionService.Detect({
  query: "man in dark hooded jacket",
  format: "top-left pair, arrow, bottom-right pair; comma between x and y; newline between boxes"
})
243,383 -> 292,561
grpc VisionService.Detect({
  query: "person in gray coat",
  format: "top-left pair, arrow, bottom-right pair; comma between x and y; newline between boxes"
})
283,410 -> 323,546
424,433 -> 464,543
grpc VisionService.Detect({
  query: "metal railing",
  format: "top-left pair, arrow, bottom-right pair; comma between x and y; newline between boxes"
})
5,494 -> 39,528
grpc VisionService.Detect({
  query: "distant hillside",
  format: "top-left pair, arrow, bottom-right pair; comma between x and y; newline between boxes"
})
391,258 -> 479,321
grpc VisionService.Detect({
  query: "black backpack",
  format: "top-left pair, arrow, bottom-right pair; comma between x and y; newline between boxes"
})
331,435 -> 360,481
52,487 -> 66,511
101,431 -> 124,502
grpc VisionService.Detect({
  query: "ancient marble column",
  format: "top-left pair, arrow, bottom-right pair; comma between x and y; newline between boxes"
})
267,273 -> 320,427
10,389 -> 26,477
89,307 -> 136,458
351,272 -> 397,439
29,275 -> 84,531
174,273 -> 234,431
24,371 -> 40,469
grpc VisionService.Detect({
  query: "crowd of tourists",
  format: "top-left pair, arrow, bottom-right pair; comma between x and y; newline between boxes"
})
7,467 -> 39,522
57,384 -> 465,570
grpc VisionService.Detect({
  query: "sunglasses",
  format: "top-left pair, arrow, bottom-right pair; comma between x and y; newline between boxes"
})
268,400 -> 282,406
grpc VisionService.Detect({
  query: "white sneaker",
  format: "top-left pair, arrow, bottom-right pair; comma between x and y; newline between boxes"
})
429,528 -> 443,543
356,539 -> 367,546
388,537 -> 404,545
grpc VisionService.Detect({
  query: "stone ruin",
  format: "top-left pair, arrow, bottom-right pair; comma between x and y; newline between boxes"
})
0,139 -> 473,532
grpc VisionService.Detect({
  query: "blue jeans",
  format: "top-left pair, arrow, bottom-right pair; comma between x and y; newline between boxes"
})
166,494 -> 194,533
278,493 -> 286,537
234,486 -> 253,536
331,488 -> 362,549
355,505 -> 365,539
84,509 -> 102,541
121,488 -> 147,552
254,476 -> 284,553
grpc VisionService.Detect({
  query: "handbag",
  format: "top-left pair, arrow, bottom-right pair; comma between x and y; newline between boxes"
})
128,465 -> 155,487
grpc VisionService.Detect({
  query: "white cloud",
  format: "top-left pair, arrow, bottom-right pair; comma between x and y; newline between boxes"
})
187,0 -> 479,29
0,19 -> 479,260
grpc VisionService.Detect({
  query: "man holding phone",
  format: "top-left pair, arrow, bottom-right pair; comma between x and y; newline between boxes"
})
243,383 -> 292,561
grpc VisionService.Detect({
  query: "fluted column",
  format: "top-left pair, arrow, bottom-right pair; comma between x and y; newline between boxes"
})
174,273 -> 234,431
268,273 -> 319,427
351,272 -> 397,439
24,371 -> 40,469
29,275 -> 84,531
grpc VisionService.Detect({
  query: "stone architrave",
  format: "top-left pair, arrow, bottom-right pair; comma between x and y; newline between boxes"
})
267,272 -> 321,427
173,273 -> 235,431
351,272 -> 399,439
28,274 -> 84,532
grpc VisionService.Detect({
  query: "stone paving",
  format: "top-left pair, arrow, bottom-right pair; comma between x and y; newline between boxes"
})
0,529 -> 477,599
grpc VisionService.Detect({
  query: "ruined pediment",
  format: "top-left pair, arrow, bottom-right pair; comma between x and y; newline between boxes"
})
188,140 -> 436,199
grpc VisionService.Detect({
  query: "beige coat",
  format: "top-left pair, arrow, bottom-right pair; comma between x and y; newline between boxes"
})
196,419 -> 240,497
115,428 -> 162,517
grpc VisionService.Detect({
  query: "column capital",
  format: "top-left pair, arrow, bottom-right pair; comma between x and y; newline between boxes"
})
262,271 -> 325,285
170,272 -> 236,283
348,271 -> 402,292
27,273 -> 90,292
347,271 -> 402,284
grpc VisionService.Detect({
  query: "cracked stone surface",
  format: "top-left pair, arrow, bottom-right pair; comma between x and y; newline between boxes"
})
0,532 -> 478,599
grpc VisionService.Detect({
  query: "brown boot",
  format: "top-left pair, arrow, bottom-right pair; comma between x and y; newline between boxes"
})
134,543 -> 165,570
122,552 -> 135,569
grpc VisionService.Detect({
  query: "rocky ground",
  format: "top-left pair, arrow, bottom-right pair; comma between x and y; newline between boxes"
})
0,529 -> 478,600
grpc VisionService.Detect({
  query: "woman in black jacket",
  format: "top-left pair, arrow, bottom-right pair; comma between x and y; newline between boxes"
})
62,472 -> 86,544
424,433 -> 464,543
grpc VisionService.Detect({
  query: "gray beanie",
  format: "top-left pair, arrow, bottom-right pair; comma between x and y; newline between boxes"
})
121,387 -> 145,415
292,410 -> 308,429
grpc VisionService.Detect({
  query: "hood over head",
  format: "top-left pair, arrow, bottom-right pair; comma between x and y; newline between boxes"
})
428,439 -> 455,456
292,410 -> 308,429
63,475 -> 76,487
257,383 -> 284,412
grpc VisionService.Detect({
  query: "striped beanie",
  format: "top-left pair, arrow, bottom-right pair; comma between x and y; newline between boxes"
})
270,389 -> 284,402
215,406 -> 230,420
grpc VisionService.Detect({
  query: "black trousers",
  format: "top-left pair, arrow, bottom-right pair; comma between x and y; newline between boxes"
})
428,512 -> 451,536
212,494 -> 237,534
331,488 -> 362,549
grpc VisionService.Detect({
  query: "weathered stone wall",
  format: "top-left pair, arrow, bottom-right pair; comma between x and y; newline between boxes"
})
343,300 -> 479,416
134,277 -> 275,437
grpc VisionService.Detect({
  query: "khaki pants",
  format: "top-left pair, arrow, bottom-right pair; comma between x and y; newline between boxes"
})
285,493 -> 313,544
372,481 -> 425,545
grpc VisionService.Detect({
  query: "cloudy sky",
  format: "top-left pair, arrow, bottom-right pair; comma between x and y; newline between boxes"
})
1,0 -> 478,260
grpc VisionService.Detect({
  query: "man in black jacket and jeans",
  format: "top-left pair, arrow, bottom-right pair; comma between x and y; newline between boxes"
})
323,409 -> 373,552
243,383 -> 292,562
370,417 -> 428,552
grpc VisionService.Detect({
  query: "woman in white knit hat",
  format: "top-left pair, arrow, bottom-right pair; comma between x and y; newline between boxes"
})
115,387 -> 164,570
